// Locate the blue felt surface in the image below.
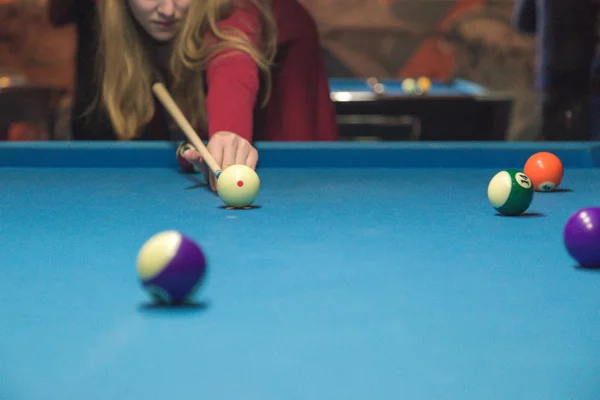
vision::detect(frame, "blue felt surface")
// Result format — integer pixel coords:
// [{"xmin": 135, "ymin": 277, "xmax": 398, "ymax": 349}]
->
[
  {"xmin": 1, "ymin": 164, "xmax": 600, "ymax": 399},
  {"xmin": 1, "ymin": 143, "xmax": 600, "ymax": 399},
  {"xmin": 328, "ymin": 78, "xmax": 488, "ymax": 95}
]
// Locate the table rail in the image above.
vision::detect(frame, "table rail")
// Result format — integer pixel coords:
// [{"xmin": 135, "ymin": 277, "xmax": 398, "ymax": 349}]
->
[{"xmin": 0, "ymin": 142, "xmax": 599, "ymax": 169}]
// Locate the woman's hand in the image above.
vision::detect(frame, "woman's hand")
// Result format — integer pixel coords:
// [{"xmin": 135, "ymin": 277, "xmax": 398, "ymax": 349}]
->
[{"xmin": 182, "ymin": 131, "xmax": 258, "ymax": 191}]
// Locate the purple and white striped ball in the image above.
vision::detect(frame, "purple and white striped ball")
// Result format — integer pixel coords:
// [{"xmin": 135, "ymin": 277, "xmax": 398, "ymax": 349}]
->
[{"xmin": 136, "ymin": 231, "xmax": 207, "ymax": 304}]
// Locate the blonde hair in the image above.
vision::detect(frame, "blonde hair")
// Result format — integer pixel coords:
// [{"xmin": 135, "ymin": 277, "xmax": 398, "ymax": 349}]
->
[{"xmin": 95, "ymin": 0, "xmax": 277, "ymax": 140}]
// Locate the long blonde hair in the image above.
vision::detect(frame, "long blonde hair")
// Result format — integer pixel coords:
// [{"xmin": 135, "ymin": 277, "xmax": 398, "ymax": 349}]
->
[{"xmin": 95, "ymin": 0, "xmax": 277, "ymax": 140}]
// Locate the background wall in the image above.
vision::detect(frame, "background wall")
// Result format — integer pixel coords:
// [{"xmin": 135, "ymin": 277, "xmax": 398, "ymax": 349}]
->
[{"xmin": 0, "ymin": 0, "xmax": 539, "ymax": 140}]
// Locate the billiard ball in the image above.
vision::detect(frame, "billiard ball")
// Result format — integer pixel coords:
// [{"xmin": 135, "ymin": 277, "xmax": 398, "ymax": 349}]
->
[
  {"xmin": 366, "ymin": 77, "xmax": 385, "ymax": 94},
  {"xmin": 176, "ymin": 141, "xmax": 197, "ymax": 173},
  {"xmin": 563, "ymin": 207, "xmax": 600, "ymax": 268},
  {"xmin": 523, "ymin": 151, "xmax": 564, "ymax": 192},
  {"xmin": 216, "ymin": 164, "xmax": 260, "ymax": 208},
  {"xmin": 401, "ymin": 78, "xmax": 416, "ymax": 94},
  {"xmin": 417, "ymin": 76, "xmax": 432, "ymax": 94},
  {"xmin": 136, "ymin": 230, "xmax": 207, "ymax": 304},
  {"xmin": 487, "ymin": 169, "xmax": 534, "ymax": 216}
]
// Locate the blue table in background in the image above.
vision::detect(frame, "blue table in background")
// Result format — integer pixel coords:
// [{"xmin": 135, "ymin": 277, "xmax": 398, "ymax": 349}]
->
[
  {"xmin": 328, "ymin": 77, "xmax": 513, "ymax": 141},
  {"xmin": 328, "ymin": 77, "xmax": 488, "ymax": 98},
  {"xmin": 1, "ymin": 141, "xmax": 600, "ymax": 400}
]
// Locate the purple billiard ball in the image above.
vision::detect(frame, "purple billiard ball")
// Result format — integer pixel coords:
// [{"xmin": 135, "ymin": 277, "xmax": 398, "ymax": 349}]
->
[
  {"xmin": 564, "ymin": 207, "xmax": 600, "ymax": 268},
  {"xmin": 136, "ymin": 231, "xmax": 207, "ymax": 304}
]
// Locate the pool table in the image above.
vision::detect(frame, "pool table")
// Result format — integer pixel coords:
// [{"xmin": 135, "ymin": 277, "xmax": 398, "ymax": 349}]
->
[
  {"xmin": 329, "ymin": 78, "xmax": 513, "ymax": 141},
  {"xmin": 1, "ymin": 141, "xmax": 600, "ymax": 400}
]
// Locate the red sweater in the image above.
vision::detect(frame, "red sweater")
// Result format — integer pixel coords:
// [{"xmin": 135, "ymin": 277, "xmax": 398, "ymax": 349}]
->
[{"xmin": 204, "ymin": 0, "xmax": 339, "ymax": 142}]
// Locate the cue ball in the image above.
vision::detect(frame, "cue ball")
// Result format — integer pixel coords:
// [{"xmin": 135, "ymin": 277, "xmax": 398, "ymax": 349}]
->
[
  {"xmin": 523, "ymin": 151, "xmax": 564, "ymax": 192},
  {"xmin": 563, "ymin": 207, "xmax": 600, "ymax": 268},
  {"xmin": 216, "ymin": 164, "xmax": 260, "ymax": 208},
  {"xmin": 487, "ymin": 169, "xmax": 534, "ymax": 216},
  {"xmin": 136, "ymin": 230, "xmax": 207, "ymax": 304}
]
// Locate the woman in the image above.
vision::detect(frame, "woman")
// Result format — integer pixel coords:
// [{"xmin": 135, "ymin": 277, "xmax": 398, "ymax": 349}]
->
[
  {"xmin": 512, "ymin": 0, "xmax": 597, "ymax": 141},
  {"xmin": 95, "ymin": 0, "xmax": 338, "ymax": 188}
]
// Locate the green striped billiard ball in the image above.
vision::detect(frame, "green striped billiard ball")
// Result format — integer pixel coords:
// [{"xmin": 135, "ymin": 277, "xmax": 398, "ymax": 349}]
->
[{"xmin": 487, "ymin": 169, "xmax": 534, "ymax": 216}]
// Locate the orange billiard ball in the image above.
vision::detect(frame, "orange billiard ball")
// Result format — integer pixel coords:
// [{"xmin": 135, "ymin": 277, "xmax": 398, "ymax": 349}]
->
[{"xmin": 523, "ymin": 151, "xmax": 564, "ymax": 192}]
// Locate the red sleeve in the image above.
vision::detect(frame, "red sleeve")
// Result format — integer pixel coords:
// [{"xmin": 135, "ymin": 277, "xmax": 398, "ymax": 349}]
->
[{"xmin": 205, "ymin": 5, "xmax": 262, "ymax": 142}]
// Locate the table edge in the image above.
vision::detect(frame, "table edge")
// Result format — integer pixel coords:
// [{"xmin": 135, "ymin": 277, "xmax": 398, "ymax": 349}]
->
[{"xmin": 1, "ymin": 141, "xmax": 598, "ymax": 169}]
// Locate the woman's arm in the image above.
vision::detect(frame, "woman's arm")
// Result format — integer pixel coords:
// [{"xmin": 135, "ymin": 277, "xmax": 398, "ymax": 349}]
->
[
  {"xmin": 183, "ymin": 3, "xmax": 265, "ymax": 188},
  {"xmin": 205, "ymin": 52, "xmax": 259, "ymax": 143},
  {"xmin": 205, "ymin": 3, "xmax": 264, "ymax": 142}
]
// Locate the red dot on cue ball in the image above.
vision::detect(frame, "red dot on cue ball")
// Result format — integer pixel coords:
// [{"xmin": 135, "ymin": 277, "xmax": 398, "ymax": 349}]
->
[{"xmin": 237, "ymin": 180, "xmax": 244, "ymax": 187}]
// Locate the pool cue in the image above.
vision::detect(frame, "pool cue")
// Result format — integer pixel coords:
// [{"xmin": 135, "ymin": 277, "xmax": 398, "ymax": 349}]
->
[{"xmin": 151, "ymin": 82, "xmax": 222, "ymax": 178}]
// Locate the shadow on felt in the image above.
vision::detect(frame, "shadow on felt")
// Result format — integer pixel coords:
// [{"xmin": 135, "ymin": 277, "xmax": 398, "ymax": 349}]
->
[
  {"xmin": 218, "ymin": 205, "xmax": 262, "ymax": 211},
  {"xmin": 541, "ymin": 188, "xmax": 573, "ymax": 193},
  {"xmin": 573, "ymin": 264, "xmax": 600, "ymax": 273},
  {"xmin": 138, "ymin": 300, "xmax": 211, "ymax": 314},
  {"xmin": 176, "ymin": 172, "xmax": 207, "ymax": 190},
  {"xmin": 185, "ymin": 181, "xmax": 207, "ymax": 190},
  {"xmin": 495, "ymin": 212, "xmax": 545, "ymax": 218}
]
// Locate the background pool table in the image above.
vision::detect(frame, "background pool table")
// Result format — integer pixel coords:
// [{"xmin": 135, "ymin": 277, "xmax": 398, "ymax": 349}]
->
[
  {"xmin": 1, "ymin": 141, "xmax": 600, "ymax": 400},
  {"xmin": 329, "ymin": 78, "xmax": 513, "ymax": 142}
]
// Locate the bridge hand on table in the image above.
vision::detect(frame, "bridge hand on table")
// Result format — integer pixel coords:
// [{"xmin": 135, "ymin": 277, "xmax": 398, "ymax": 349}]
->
[{"xmin": 182, "ymin": 131, "xmax": 258, "ymax": 191}]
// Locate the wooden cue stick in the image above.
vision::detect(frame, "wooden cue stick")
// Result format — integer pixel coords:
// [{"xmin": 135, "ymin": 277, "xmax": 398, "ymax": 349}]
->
[{"xmin": 151, "ymin": 82, "xmax": 222, "ymax": 178}]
